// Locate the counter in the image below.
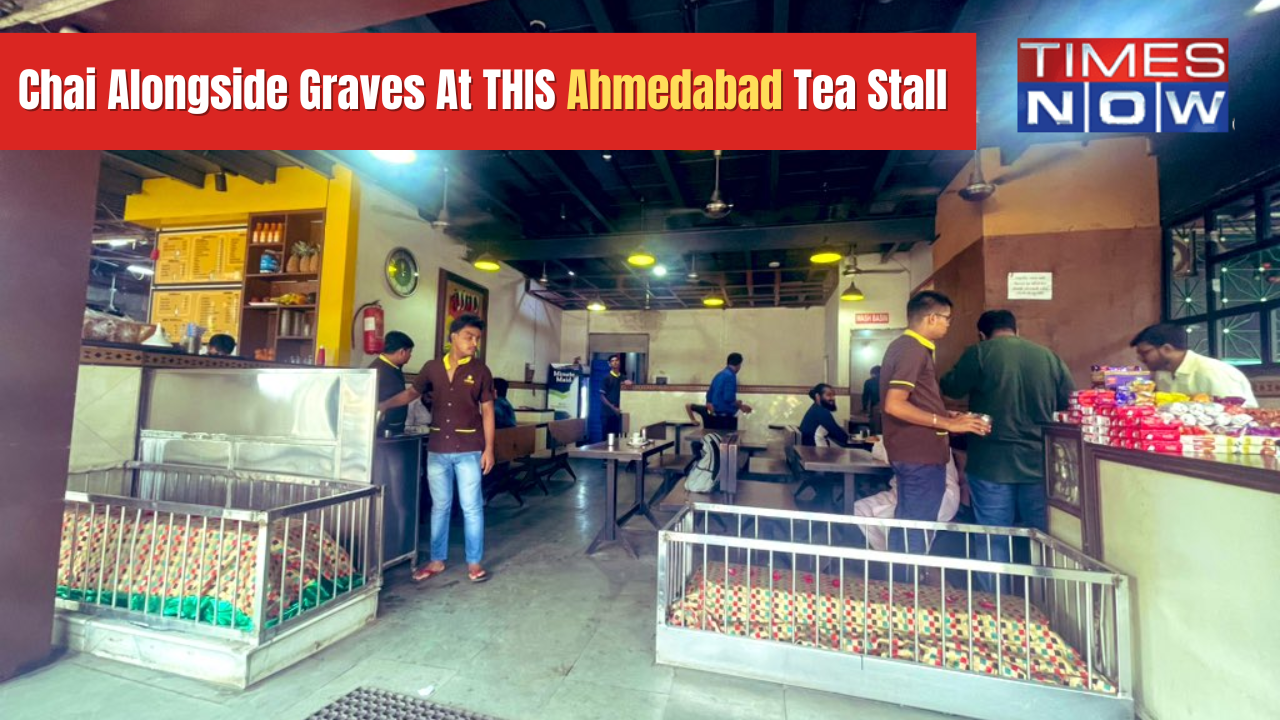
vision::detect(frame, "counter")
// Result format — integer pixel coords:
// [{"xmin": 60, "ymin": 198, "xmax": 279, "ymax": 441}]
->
[{"xmin": 1043, "ymin": 424, "xmax": 1280, "ymax": 720}]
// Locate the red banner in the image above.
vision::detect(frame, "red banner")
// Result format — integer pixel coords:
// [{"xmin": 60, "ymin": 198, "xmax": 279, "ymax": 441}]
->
[{"xmin": 2, "ymin": 33, "xmax": 976, "ymax": 150}]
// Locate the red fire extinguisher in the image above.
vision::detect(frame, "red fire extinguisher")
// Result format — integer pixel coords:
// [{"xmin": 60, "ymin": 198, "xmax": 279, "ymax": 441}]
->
[{"xmin": 354, "ymin": 301, "xmax": 385, "ymax": 355}]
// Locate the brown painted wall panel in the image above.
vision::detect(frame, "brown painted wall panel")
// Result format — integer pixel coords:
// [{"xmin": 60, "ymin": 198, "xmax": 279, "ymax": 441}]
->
[
  {"xmin": 983, "ymin": 228, "xmax": 1161, "ymax": 388},
  {"xmin": 927, "ymin": 239, "xmax": 987, "ymax": 377},
  {"xmin": 0, "ymin": 151, "xmax": 100, "ymax": 681}
]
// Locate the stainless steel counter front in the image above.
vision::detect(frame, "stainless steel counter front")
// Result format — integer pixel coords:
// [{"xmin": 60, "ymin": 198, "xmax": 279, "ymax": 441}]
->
[{"xmin": 374, "ymin": 434, "xmax": 423, "ymax": 569}]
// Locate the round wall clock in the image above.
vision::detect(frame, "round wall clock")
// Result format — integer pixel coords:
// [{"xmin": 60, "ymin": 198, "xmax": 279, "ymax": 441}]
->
[{"xmin": 385, "ymin": 247, "xmax": 419, "ymax": 297}]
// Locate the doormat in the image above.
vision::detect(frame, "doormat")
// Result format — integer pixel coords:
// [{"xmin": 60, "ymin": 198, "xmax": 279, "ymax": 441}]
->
[{"xmin": 307, "ymin": 687, "xmax": 506, "ymax": 720}]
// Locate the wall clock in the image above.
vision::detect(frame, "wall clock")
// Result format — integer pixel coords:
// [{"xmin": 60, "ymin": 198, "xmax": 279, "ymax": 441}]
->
[{"xmin": 385, "ymin": 247, "xmax": 419, "ymax": 297}]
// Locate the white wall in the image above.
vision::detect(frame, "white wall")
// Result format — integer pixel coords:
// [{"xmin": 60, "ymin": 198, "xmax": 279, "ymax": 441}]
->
[
  {"xmin": 827, "ymin": 245, "xmax": 934, "ymax": 390},
  {"xmin": 353, "ymin": 183, "xmax": 561, "ymax": 391},
  {"xmin": 560, "ymin": 307, "xmax": 826, "ymax": 386}
]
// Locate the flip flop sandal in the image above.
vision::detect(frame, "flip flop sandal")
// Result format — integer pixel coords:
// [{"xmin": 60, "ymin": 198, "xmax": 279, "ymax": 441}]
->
[
  {"xmin": 468, "ymin": 569, "xmax": 490, "ymax": 583},
  {"xmin": 412, "ymin": 565, "xmax": 446, "ymax": 582}
]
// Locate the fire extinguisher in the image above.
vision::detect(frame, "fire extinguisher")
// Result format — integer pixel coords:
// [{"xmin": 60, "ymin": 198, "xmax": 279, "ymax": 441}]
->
[{"xmin": 353, "ymin": 301, "xmax": 385, "ymax": 355}]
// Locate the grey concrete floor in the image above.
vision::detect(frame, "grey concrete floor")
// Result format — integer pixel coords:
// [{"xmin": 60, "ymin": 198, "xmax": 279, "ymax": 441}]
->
[{"xmin": 0, "ymin": 460, "xmax": 952, "ymax": 720}]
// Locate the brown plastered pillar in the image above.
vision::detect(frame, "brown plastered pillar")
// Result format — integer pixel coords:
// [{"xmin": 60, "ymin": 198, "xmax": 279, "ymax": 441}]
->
[{"xmin": 0, "ymin": 151, "xmax": 101, "ymax": 681}]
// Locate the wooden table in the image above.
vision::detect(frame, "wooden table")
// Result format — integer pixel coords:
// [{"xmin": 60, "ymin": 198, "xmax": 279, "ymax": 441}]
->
[
  {"xmin": 685, "ymin": 427, "xmax": 772, "ymax": 453},
  {"xmin": 668, "ymin": 421, "xmax": 697, "ymax": 454},
  {"xmin": 569, "ymin": 438, "xmax": 674, "ymax": 557},
  {"xmin": 793, "ymin": 445, "xmax": 892, "ymax": 514}
]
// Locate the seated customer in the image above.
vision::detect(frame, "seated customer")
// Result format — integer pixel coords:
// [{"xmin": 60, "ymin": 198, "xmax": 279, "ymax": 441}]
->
[
  {"xmin": 207, "ymin": 334, "xmax": 237, "ymax": 357},
  {"xmin": 799, "ymin": 383, "xmax": 853, "ymax": 447},
  {"xmin": 493, "ymin": 378, "xmax": 518, "ymax": 429},
  {"xmin": 854, "ymin": 439, "xmax": 961, "ymax": 552}
]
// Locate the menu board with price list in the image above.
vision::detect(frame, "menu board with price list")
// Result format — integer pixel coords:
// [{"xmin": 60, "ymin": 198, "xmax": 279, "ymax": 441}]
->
[
  {"xmin": 155, "ymin": 229, "xmax": 247, "ymax": 284},
  {"xmin": 151, "ymin": 289, "xmax": 241, "ymax": 343}
]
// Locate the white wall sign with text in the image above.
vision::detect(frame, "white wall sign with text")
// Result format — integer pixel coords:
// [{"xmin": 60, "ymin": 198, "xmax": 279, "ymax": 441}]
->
[
  {"xmin": 1007, "ymin": 272, "xmax": 1053, "ymax": 300},
  {"xmin": 854, "ymin": 312, "xmax": 891, "ymax": 324}
]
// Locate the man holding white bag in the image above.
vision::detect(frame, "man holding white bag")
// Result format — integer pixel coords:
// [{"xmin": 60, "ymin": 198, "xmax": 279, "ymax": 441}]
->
[{"xmin": 854, "ymin": 440, "xmax": 962, "ymax": 552}]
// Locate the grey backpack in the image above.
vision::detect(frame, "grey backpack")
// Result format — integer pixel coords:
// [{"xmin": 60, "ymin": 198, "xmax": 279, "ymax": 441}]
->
[{"xmin": 684, "ymin": 433, "xmax": 722, "ymax": 493}]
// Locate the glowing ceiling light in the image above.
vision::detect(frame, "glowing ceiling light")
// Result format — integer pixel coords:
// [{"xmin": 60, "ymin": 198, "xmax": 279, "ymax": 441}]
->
[
  {"xmin": 370, "ymin": 150, "xmax": 417, "ymax": 164},
  {"xmin": 702, "ymin": 295, "xmax": 725, "ymax": 307},
  {"xmin": 627, "ymin": 249, "xmax": 656, "ymax": 267},
  {"xmin": 587, "ymin": 298, "xmax": 607, "ymax": 312},
  {"xmin": 840, "ymin": 281, "xmax": 865, "ymax": 302},
  {"xmin": 473, "ymin": 252, "xmax": 501, "ymax": 272},
  {"xmin": 1254, "ymin": 0, "xmax": 1280, "ymax": 13},
  {"xmin": 652, "ymin": 264, "xmax": 667, "ymax": 277},
  {"xmin": 810, "ymin": 248, "xmax": 843, "ymax": 264},
  {"xmin": 126, "ymin": 264, "xmax": 154, "ymax": 276}
]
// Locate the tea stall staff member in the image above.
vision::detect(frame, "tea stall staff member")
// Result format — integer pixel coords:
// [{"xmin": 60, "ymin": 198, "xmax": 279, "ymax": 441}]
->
[
  {"xmin": 379, "ymin": 315, "xmax": 495, "ymax": 584},
  {"xmin": 371, "ymin": 331, "xmax": 415, "ymax": 435},
  {"xmin": 1130, "ymin": 323, "xmax": 1257, "ymax": 406},
  {"xmin": 600, "ymin": 354, "xmax": 624, "ymax": 437},
  {"xmin": 705, "ymin": 352, "xmax": 752, "ymax": 431}
]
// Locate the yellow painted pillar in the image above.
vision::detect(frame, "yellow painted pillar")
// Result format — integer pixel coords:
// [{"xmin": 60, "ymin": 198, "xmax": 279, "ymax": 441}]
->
[{"xmin": 317, "ymin": 166, "xmax": 360, "ymax": 365}]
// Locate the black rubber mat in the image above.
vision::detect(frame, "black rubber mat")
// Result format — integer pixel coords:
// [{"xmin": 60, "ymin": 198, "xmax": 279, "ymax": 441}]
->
[{"xmin": 306, "ymin": 687, "xmax": 505, "ymax": 720}]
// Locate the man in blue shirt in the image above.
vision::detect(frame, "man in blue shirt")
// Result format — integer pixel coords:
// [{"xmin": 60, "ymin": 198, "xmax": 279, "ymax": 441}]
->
[{"xmin": 705, "ymin": 352, "xmax": 752, "ymax": 430}]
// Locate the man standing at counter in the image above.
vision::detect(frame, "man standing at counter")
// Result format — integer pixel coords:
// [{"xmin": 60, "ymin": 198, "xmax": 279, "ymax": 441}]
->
[
  {"xmin": 940, "ymin": 310, "xmax": 1073, "ymax": 591},
  {"xmin": 600, "ymin": 355, "xmax": 624, "ymax": 438},
  {"xmin": 1130, "ymin": 324, "xmax": 1258, "ymax": 406},
  {"xmin": 881, "ymin": 292, "xmax": 988, "ymax": 564},
  {"xmin": 371, "ymin": 331, "xmax": 414, "ymax": 436},
  {"xmin": 705, "ymin": 352, "xmax": 752, "ymax": 431},
  {"xmin": 379, "ymin": 314, "xmax": 495, "ymax": 584}
]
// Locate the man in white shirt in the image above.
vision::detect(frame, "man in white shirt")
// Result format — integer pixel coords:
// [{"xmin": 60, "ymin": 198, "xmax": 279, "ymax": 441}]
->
[{"xmin": 1130, "ymin": 324, "xmax": 1257, "ymax": 406}]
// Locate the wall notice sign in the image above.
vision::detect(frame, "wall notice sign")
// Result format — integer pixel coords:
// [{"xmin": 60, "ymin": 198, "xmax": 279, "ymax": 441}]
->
[
  {"xmin": 855, "ymin": 313, "xmax": 890, "ymax": 324},
  {"xmin": 1007, "ymin": 272, "xmax": 1053, "ymax": 300}
]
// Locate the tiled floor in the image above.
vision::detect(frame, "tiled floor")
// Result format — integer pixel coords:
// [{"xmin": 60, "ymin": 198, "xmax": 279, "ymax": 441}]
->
[{"xmin": 0, "ymin": 461, "xmax": 953, "ymax": 720}]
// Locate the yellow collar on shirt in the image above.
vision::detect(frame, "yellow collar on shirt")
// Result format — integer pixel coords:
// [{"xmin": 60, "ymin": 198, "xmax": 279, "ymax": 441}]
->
[
  {"xmin": 378, "ymin": 354, "xmax": 399, "ymax": 368},
  {"xmin": 610, "ymin": 371, "xmax": 621, "ymax": 378},
  {"xmin": 904, "ymin": 329, "xmax": 936, "ymax": 351},
  {"xmin": 444, "ymin": 354, "xmax": 472, "ymax": 371}
]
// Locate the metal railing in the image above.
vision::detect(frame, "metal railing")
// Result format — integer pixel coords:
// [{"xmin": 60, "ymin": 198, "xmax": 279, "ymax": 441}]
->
[
  {"xmin": 58, "ymin": 463, "xmax": 383, "ymax": 644},
  {"xmin": 658, "ymin": 503, "xmax": 1131, "ymax": 699}
]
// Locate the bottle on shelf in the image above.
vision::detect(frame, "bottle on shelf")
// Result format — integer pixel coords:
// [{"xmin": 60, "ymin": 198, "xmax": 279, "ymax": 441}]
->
[{"xmin": 316, "ymin": 345, "xmax": 326, "ymax": 367}]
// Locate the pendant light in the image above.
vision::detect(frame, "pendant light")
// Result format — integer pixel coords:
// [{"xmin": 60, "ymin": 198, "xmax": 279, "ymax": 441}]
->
[
  {"xmin": 840, "ymin": 280, "xmax": 866, "ymax": 302},
  {"xmin": 539, "ymin": 262, "xmax": 549, "ymax": 284},
  {"xmin": 628, "ymin": 197, "xmax": 657, "ymax": 267},
  {"xmin": 473, "ymin": 252, "xmax": 501, "ymax": 272},
  {"xmin": 810, "ymin": 246, "xmax": 843, "ymax": 265},
  {"xmin": 702, "ymin": 292, "xmax": 725, "ymax": 307},
  {"xmin": 587, "ymin": 297, "xmax": 607, "ymax": 312}
]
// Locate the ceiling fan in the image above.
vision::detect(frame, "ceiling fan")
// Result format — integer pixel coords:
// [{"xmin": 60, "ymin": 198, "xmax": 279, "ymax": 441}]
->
[
  {"xmin": 956, "ymin": 145, "xmax": 1082, "ymax": 202},
  {"xmin": 667, "ymin": 150, "xmax": 734, "ymax": 220},
  {"xmin": 845, "ymin": 255, "xmax": 907, "ymax": 275}
]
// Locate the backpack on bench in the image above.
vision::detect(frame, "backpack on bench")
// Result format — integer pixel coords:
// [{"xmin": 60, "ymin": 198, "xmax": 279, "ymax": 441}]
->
[{"xmin": 684, "ymin": 433, "xmax": 722, "ymax": 493}]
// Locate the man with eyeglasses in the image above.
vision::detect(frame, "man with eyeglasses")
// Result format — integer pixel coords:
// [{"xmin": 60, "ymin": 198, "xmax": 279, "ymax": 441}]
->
[{"xmin": 879, "ymin": 291, "xmax": 989, "ymax": 566}]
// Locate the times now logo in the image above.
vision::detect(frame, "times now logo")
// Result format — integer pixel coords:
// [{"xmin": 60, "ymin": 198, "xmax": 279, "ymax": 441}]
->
[{"xmin": 1017, "ymin": 39, "xmax": 1229, "ymax": 133}]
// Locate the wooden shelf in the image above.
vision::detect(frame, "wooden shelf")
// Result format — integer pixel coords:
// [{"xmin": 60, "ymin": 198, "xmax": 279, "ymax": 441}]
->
[
  {"xmin": 277, "ymin": 336, "xmax": 316, "ymax": 341},
  {"xmin": 247, "ymin": 242, "xmax": 285, "ymax": 248},
  {"xmin": 246, "ymin": 272, "xmax": 319, "ymax": 279},
  {"xmin": 244, "ymin": 304, "xmax": 316, "ymax": 311}
]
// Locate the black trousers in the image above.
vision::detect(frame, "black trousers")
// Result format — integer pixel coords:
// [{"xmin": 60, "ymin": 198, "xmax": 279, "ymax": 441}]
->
[
  {"xmin": 603, "ymin": 413, "xmax": 623, "ymax": 436},
  {"xmin": 704, "ymin": 414, "xmax": 739, "ymax": 432}
]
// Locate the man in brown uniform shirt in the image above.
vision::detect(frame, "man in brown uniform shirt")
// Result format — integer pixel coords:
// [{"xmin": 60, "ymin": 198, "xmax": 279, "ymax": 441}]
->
[
  {"xmin": 880, "ymin": 291, "xmax": 988, "ymax": 562},
  {"xmin": 379, "ymin": 314, "xmax": 495, "ymax": 583}
]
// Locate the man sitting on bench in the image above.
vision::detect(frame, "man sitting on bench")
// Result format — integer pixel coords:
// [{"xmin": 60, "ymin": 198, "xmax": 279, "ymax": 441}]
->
[{"xmin": 799, "ymin": 383, "xmax": 854, "ymax": 447}]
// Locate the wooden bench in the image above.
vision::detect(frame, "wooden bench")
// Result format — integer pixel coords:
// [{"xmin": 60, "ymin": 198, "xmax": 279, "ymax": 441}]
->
[
  {"xmin": 518, "ymin": 418, "xmax": 584, "ymax": 489},
  {"xmin": 483, "ymin": 424, "xmax": 538, "ymax": 506},
  {"xmin": 746, "ymin": 426, "xmax": 796, "ymax": 478}
]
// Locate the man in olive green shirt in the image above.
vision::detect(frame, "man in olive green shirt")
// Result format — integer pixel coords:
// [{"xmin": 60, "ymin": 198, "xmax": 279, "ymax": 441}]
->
[{"xmin": 940, "ymin": 310, "xmax": 1073, "ymax": 591}]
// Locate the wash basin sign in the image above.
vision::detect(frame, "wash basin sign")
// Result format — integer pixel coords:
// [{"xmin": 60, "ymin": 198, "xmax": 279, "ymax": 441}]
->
[{"xmin": 855, "ymin": 313, "xmax": 890, "ymax": 324}]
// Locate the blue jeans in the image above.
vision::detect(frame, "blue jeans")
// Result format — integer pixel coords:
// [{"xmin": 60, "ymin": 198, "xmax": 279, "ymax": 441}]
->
[
  {"xmin": 427, "ymin": 451, "xmax": 484, "ymax": 566},
  {"xmin": 887, "ymin": 462, "xmax": 946, "ymax": 581},
  {"xmin": 967, "ymin": 475, "xmax": 1047, "ymax": 594}
]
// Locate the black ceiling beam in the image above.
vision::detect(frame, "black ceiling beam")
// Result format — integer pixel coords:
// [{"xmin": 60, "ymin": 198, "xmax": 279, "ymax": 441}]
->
[
  {"xmin": 97, "ymin": 166, "xmax": 142, "ymax": 197},
  {"xmin": 773, "ymin": 0, "xmax": 789, "ymax": 32},
  {"xmin": 767, "ymin": 151, "xmax": 781, "ymax": 209},
  {"xmin": 485, "ymin": 216, "xmax": 932, "ymax": 262},
  {"xmin": 535, "ymin": 151, "xmax": 618, "ymax": 233},
  {"xmin": 108, "ymin": 151, "xmax": 206, "ymax": 189},
  {"xmin": 869, "ymin": 150, "xmax": 901, "ymax": 201},
  {"xmin": 652, "ymin": 151, "xmax": 687, "ymax": 208},
  {"xmin": 205, "ymin": 151, "xmax": 277, "ymax": 184},
  {"xmin": 582, "ymin": 0, "xmax": 622, "ymax": 32},
  {"xmin": 274, "ymin": 150, "xmax": 335, "ymax": 178}
]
